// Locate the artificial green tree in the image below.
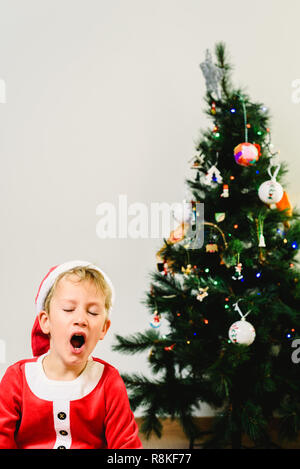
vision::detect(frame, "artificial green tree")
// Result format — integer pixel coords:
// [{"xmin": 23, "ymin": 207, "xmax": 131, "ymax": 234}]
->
[{"xmin": 113, "ymin": 42, "xmax": 300, "ymax": 449}]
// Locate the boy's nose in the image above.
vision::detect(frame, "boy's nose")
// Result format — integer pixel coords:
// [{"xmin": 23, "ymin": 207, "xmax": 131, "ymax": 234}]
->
[{"xmin": 73, "ymin": 310, "xmax": 88, "ymax": 326}]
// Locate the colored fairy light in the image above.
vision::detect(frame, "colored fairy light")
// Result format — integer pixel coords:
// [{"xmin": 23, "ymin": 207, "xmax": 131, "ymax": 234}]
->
[
  {"xmin": 230, "ymin": 108, "xmax": 236, "ymax": 113},
  {"xmin": 257, "ymin": 130, "xmax": 262, "ymax": 135},
  {"xmin": 286, "ymin": 333, "xmax": 291, "ymax": 339},
  {"xmin": 204, "ymin": 268, "xmax": 210, "ymax": 273},
  {"xmin": 224, "ymin": 305, "xmax": 229, "ymax": 309},
  {"xmin": 256, "ymin": 170, "xmax": 259, "ymax": 174},
  {"xmin": 292, "ymin": 242, "xmax": 298, "ymax": 249},
  {"xmin": 234, "ymin": 224, "xmax": 238, "ymax": 229},
  {"xmin": 204, "ymin": 319, "xmax": 209, "ymax": 324},
  {"xmin": 215, "ymin": 132, "xmax": 220, "ymax": 138},
  {"xmin": 283, "ymin": 238, "xmax": 288, "ymax": 244},
  {"xmin": 256, "ymin": 272, "xmax": 261, "ymax": 278}
]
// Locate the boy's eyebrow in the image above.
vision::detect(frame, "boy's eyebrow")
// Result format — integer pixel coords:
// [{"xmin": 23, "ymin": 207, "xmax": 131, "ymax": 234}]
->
[{"xmin": 60, "ymin": 298, "xmax": 102, "ymax": 306}]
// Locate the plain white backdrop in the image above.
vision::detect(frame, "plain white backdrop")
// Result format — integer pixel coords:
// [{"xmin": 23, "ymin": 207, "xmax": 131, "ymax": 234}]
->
[{"xmin": 0, "ymin": 0, "xmax": 299, "ymax": 416}]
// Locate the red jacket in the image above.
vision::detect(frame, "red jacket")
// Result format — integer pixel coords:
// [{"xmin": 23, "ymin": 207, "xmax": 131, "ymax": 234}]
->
[{"xmin": 0, "ymin": 354, "xmax": 142, "ymax": 449}]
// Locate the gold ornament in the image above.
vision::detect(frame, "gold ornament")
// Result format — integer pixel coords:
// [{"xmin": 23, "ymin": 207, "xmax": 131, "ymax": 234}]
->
[
  {"xmin": 206, "ymin": 243, "xmax": 218, "ymax": 253},
  {"xmin": 181, "ymin": 264, "xmax": 193, "ymax": 275},
  {"xmin": 196, "ymin": 286, "xmax": 209, "ymax": 302}
]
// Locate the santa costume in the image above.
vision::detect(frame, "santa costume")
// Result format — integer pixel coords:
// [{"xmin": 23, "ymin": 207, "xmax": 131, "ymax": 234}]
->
[{"xmin": 0, "ymin": 260, "xmax": 142, "ymax": 449}]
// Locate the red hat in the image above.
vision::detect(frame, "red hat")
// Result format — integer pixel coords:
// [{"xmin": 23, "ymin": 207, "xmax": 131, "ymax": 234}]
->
[{"xmin": 31, "ymin": 260, "xmax": 115, "ymax": 357}]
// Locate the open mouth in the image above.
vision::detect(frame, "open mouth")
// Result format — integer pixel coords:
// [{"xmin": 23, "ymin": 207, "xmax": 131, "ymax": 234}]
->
[{"xmin": 70, "ymin": 334, "xmax": 85, "ymax": 350}]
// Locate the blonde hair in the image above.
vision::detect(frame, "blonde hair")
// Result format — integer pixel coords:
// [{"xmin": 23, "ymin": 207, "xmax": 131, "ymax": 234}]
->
[{"xmin": 44, "ymin": 266, "xmax": 112, "ymax": 317}]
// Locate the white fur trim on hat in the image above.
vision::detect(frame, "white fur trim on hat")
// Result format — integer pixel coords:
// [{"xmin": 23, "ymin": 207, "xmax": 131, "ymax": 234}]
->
[{"xmin": 35, "ymin": 260, "xmax": 115, "ymax": 316}]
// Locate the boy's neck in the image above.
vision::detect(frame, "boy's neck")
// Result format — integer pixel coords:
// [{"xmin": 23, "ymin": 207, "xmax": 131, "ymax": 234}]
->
[{"xmin": 42, "ymin": 351, "xmax": 88, "ymax": 381}]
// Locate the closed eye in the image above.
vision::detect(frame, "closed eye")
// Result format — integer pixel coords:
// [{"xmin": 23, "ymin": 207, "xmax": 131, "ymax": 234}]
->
[{"xmin": 63, "ymin": 309, "xmax": 98, "ymax": 316}]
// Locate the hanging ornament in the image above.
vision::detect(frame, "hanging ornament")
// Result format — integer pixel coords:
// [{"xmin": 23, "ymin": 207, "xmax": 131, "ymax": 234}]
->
[
  {"xmin": 234, "ymin": 142, "xmax": 261, "ymax": 167},
  {"xmin": 276, "ymin": 191, "xmax": 292, "ymax": 217},
  {"xmin": 229, "ymin": 320, "xmax": 256, "ymax": 345},
  {"xmin": 204, "ymin": 222, "xmax": 228, "ymax": 255},
  {"xmin": 163, "ymin": 260, "xmax": 169, "ymax": 276},
  {"xmin": 191, "ymin": 159, "xmax": 202, "ymax": 169},
  {"xmin": 220, "ymin": 184, "xmax": 229, "ymax": 198},
  {"xmin": 233, "ymin": 94, "xmax": 261, "ymax": 167},
  {"xmin": 196, "ymin": 286, "xmax": 209, "ymax": 302},
  {"xmin": 189, "ymin": 152, "xmax": 205, "ymax": 170},
  {"xmin": 258, "ymin": 164, "xmax": 283, "ymax": 205},
  {"xmin": 215, "ymin": 212, "xmax": 226, "ymax": 223},
  {"xmin": 181, "ymin": 264, "xmax": 193, "ymax": 276},
  {"xmin": 232, "ymin": 262, "xmax": 243, "ymax": 280},
  {"xmin": 232, "ymin": 253, "xmax": 243, "ymax": 280},
  {"xmin": 199, "ymin": 49, "xmax": 224, "ymax": 100},
  {"xmin": 276, "ymin": 190, "xmax": 292, "ymax": 230},
  {"xmin": 203, "ymin": 152, "xmax": 223, "ymax": 186},
  {"xmin": 203, "ymin": 164, "xmax": 223, "ymax": 185},
  {"xmin": 150, "ymin": 311, "xmax": 161, "ymax": 328},
  {"xmin": 257, "ymin": 212, "xmax": 266, "ymax": 248},
  {"xmin": 228, "ymin": 301, "xmax": 256, "ymax": 346},
  {"xmin": 156, "ymin": 255, "xmax": 171, "ymax": 275},
  {"xmin": 206, "ymin": 243, "xmax": 218, "ymax": 253},
  {"xmin": 164, "ymin": 343, "xmax": 176, "ymax": 352},
  {"xmin": 168, "ymin": 222, "xmax": 189, "ymax": 244}
]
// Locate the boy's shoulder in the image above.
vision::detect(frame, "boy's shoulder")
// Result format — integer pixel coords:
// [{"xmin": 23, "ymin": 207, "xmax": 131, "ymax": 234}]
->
[
  {"xmin": 91, "ymin": 356, "xmax": 123, "ymax": 382},
  {"xmin": 0, "ymin": 357, "xmax": 37, "ymax": 385},
  {"xmin": 4, "ymin": 357, "xmax": 37, "ymax": 373},
  {"xmin": 6, "ymin": 356, "xmax": 36, "ymax": 368},
  {"xmin": 91, "ymin": 356, "xmax": 118, "ymax": 373},
  {"xmin": 91, "ymin": 357, "xmax": 129, "ymax": 396}
]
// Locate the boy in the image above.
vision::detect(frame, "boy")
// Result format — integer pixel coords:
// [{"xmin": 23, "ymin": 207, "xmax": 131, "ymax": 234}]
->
[{"xmin": 0, "ymin": 260, "xmax": 142, "ymax": 449}]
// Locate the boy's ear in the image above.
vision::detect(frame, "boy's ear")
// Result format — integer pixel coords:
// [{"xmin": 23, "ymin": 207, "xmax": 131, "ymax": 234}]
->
[
  {"xmin": 38, "ymin": 310, "xmax": 50, "ymax": 335},
  {"xmin": 99, "ymin": 319, "xmax": 111, "ymax": 341}
]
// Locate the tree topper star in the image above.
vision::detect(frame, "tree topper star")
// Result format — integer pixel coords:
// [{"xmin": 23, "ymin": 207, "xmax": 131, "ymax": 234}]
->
[{"xmin": 199, "ymin": 49, "xmax": 224, "ymax": 100}]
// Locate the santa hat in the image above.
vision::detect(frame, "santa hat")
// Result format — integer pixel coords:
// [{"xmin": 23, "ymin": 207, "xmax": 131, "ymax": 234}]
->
[{"xmin": 31, "ymin": 260, "xmax": 115, "ymax": 357}]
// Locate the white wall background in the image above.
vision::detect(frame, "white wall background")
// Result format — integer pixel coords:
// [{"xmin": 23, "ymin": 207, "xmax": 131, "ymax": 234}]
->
[{"xmin": 0, "ymin": 0, "xmax": 299, "ymax": 416}]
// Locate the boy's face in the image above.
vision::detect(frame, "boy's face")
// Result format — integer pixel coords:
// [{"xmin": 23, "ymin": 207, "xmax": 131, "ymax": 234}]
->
[{"xmin": 38, "ymin": 274, "xmax": 111, "ymax": 367}]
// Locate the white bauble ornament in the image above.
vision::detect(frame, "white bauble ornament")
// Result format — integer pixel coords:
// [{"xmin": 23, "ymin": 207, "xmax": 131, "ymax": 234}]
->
[
  {"xmin": 228, "ymin": 319, "xmax": 256, "ymax": 345},
  {"xmin": 258, "ymin": 163, "xmax": 284, "ymax": 205},
  {"xmin": 258, "ymin": 180, "xmax": 283, "ymax": 204}
]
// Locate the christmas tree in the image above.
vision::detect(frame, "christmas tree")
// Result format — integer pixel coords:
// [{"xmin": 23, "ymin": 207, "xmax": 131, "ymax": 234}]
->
[{"xmin": 113, "ymin": 42, "xmax": 300, "ymax": 449}]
